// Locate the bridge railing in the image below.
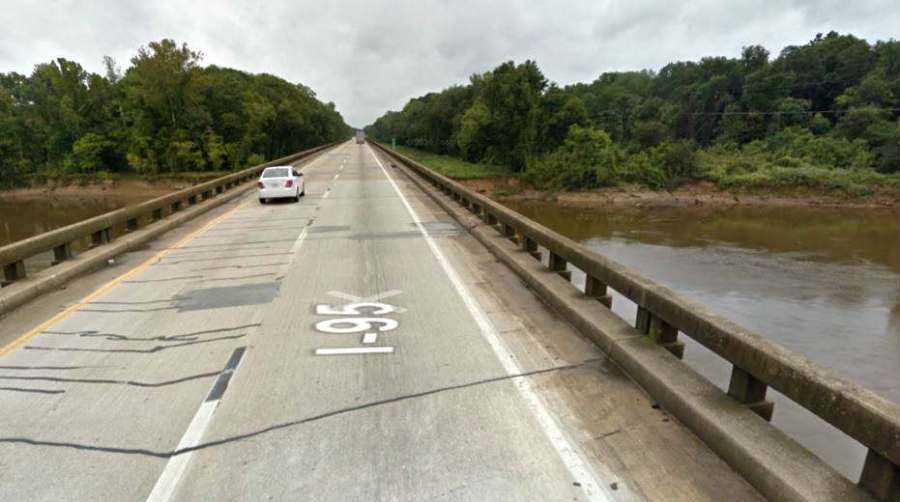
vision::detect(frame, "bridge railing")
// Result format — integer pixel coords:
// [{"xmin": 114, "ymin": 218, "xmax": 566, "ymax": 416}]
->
[
  {"xmin": 0, "ymin": 142, "xmax": 336, "ymax": 287},
  {"xmin": 371, "ymin": 140, "xmax": 900, "ymax": 499}
]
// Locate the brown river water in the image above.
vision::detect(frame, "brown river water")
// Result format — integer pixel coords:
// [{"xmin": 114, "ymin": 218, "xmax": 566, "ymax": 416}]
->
[
  {"xmin": 504, "ymin": 199, "xmax": 900, "ymax": 480},
  {"xmin": 0, "ymin": 192, "xmax": 167, "ymax": 247}
]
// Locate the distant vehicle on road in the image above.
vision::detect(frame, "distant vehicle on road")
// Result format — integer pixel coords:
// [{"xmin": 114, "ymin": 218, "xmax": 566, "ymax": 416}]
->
[
  {"xmin": 355, "ymin": 130, "xmax": 365, "ymax": 144},
  {"xmin": 257, "ymin": 166, "xmax": 304, "ymax": 203}
]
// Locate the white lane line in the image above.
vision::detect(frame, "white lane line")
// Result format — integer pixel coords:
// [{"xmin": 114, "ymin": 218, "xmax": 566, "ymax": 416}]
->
[
  {"xmin": 366, "ymin": 145, "xmax": 615, "ymax": 502},
  {"xmin": 146, "ymin": 401, "xmax": 218, "ymax": 502},
  {"xmin": 146, "ymin": 347, "xmax": 247, "ymax": 502},
  {"xmin": 362, "ymin": 332, "xmax": 378, "ymax": 344},
  {"xmin": 315, "ymin": 347, "xmax": 394, "ymax": 355},
  {"xmin": 323, "ymin": 190, "xmax": 331, "ymax": 199},
  {"xmin": 275, "ymin": 226, "xmax": 309, "ymax": 277},
  {"xmin": 334, "ymin": 173, "xmax": 341, "ymax": 180}
]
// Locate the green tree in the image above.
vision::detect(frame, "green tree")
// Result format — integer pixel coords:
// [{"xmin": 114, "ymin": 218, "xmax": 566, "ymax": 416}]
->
[{"xmin": 70, "ymin": 133, "xmax": 114, "ymax": 173}]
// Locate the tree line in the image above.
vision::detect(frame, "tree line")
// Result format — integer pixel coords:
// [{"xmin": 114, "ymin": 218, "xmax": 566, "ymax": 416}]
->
[
  {"xmin": 366, "ymin": 32, "xmax": 900, "ymax": 192},
  {"xmin": 0, "ymin": 39, "xmax": 352, "ymax": 187}
]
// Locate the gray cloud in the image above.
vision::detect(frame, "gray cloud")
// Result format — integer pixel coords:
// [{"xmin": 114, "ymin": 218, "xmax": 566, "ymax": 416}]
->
[{"xmin": 1, "ymin": 0, "xmax": 898, "ymax": 127}]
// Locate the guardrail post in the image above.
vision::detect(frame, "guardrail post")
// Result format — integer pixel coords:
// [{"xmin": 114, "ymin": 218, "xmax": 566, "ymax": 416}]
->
[
  {"xmin": 649, "ymin": 316, "xmax": 685, "ymax": 359},
  {"xmin": 91, "ymin": 228, "xmax": 111, "ymax": 247},
  {"xmin": 126, "ymin": 218, "xmax": 139, "ymax": 232},
  {"xmin": 51, "ymin": 242, "xmax": 73, "ymax": 265},
  {"xmin": 584, "ymin": 276, "xmax": 613, "ymax": 308},
  {"xmin": 727, "ymin": 366, "xmax": 774, "ymax": 421},
  {"xmin": 548, "ymin": 252, "xmax": 571, "ymax": 281},
  {"xmin": 520, "ymin": 235, "xmax": 541, "ymax": 260},
  {"xmin": 501, "ymin": 223, "xmax": 517, "ymax": 243},
  {"xmin": 2, "ymin": 260, "xmax": 26, "ymax": 286},
  {"xmin": 859, "ymin": 449, "xmax": 900, "ymax": 500},
  {"xmin": 635, "ymin": 306, "xmax": 651, "ymax": 333},
  {"xmin": 151, "ymin": 208, "xmax": 163, "ymax": 222}
]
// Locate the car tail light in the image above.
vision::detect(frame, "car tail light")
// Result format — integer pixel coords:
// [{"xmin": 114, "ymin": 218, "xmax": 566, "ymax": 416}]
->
[
  {"xmin": 285, "ymin": 179, "xmax": 294, "ymax": 188},
  {"xmin": 257, "ymin": 181, "xmax": 264, "ymax": 189}
]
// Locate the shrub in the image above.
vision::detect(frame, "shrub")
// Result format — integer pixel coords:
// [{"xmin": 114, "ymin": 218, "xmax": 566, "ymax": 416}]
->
[
  {"xmin": 524, "ymin": 125, "xmax": 619, "ymax": 189},
  {"xmin": 649, "ymin": 140, "xmax": 699, "ymax": 188},
  {"xmin": 620, "ymin": 152, "xmax": 668, "ymax": 189}
]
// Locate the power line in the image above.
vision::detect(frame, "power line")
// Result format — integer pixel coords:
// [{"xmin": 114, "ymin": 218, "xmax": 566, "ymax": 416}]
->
[
  {"xmin": 691, "ymin": 107, "xmax": 900, "ymax": 116},
  {"xmin": 587, "ymin": 106, "xmax": 900, "ymax": 118}
]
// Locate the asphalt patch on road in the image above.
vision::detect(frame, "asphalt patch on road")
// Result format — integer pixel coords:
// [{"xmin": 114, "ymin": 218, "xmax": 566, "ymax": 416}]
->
[{"xmin": 174, "ymin": 282, "xmax": 281, "ymax": 312}]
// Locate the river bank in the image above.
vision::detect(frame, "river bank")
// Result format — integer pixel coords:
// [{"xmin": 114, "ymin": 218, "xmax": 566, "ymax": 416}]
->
[
  {"xmin": 456, "ymin": 176, "xmax": 900, "ymax": 209},
  {"xmin": 391, "ymin": 145, "xmax": 900, "ymax": 209},
  {"xmin": 0, "ymin": 173, "xmax": 226, "ymax": 200}
]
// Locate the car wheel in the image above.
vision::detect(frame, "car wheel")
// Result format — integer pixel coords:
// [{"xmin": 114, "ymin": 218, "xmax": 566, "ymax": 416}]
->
[
  {"xmin": 300, "ymin": 186, "xmax": 305, "ymax": 196},
  {"xmin": 259, "ymin": 198, "xmax": 266, "ymax": 204}
]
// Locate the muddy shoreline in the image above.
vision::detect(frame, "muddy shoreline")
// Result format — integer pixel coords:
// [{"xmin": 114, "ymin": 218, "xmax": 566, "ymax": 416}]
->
[
  {"xmin": 0, "ymin": 178, "xmax": 189, "ymax": 200},
  {"xmin": 457, "ymin": 177, "xmax": 900, "ymax": 210}
]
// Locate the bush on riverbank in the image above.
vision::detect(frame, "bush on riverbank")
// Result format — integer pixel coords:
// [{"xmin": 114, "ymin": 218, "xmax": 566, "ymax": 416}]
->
[{"xmin": 525, "ymin": 126, "xmax": 619, "ymax": 189}]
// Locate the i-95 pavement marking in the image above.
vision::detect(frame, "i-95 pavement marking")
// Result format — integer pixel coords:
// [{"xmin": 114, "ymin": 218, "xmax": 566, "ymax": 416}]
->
[{"xmin": 366, "ymin": 144, "xmax": 618, "ymax": 502}]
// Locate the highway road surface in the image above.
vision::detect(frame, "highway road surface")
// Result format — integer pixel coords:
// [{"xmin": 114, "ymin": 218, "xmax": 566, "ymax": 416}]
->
[{"xmin": 0, "ymin": 142, "xmax": 764, "ymax": 501}]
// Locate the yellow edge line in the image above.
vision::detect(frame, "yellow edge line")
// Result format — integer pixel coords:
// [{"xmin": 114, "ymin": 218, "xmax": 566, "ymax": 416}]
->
[{"xmin": 0, "ymin": 198, "xmax": 251, "ymax": 358}]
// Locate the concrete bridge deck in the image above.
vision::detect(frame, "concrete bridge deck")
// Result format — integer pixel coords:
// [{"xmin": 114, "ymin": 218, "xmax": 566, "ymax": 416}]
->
[{"xmin": 0, "ymin": 141, "xmax": 767, "ymax": 501}]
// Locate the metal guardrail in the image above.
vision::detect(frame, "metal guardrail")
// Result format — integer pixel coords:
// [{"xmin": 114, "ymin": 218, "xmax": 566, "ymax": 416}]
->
[
  {"xmin": 0, "ymin": 142, "xmax": 336, "ymax": 287},
  {"xmin": 371, "ymin": 140, "xmax": 900, "ymax": 500}
]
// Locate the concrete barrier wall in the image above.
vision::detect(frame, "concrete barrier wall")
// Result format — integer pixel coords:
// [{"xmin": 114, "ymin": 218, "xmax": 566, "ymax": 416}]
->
[{"xmin": 371, "ymin": 140, "xmax": 900, "ymax": 501}]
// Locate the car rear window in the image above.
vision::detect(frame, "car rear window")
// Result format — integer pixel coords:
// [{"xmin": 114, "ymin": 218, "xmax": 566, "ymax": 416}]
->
[{"xmin": 262, "ymin": 168, "xmax": 289, "ymax": 178}]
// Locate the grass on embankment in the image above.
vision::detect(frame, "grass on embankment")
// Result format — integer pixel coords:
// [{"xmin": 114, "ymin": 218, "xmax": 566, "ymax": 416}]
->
[
  {"xmin": 392, "ymin": 146, "xmax": 516, "ymax": 179},
  {"xmin": 698, "ymin": 150, "xmax": 900, "ymax": 198}
]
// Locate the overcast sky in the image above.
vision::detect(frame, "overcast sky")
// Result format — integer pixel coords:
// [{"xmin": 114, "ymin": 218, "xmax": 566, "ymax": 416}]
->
[{"xmin": 1, "ymin": 1, "xmax": 898, "ymax": 127}]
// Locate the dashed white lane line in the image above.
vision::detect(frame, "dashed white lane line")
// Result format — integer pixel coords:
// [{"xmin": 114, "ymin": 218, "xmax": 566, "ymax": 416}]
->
[
  {"xmin": 323, "ymin": 189, "xmax": 331, "ymax": 199},
  {"xmin": 315, "ymin": 347, "xmax": 394, "ymax": 355},
  {"xmin": 147, "ymin": 149, "xmax": 330, "ymax": 502},
  {"xmin": 146, "ymin": 401, "xmax": 217, "ymax": 502},
  {"xmin": 333, "ymin": 173, "xmax": 341, "ymax": 180},
  {"xmin": 145, "ymin": 347, "xmax": 247, "ymax": 502},
  {"xmin": 366, "ymin": 145, "xmax": 616, "ymax": 502},
  {"xmin": 275, "ymin": 226, "xmax": 310, "ymax": 277}
]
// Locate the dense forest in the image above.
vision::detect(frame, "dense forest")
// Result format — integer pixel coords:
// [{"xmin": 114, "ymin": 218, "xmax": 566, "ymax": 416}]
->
[
  {"xmin": 366, "ymin": 32, "xmax": 900, "ymax": 194},
  {"xmin": 0, "ymin": 39, "xmax": 351, "ymax": 187}
]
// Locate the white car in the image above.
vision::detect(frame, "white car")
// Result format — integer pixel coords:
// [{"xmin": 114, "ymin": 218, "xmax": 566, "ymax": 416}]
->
[{"xmin": 257, "ymin": 166, "xmax": 305, "ymax": 203}]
